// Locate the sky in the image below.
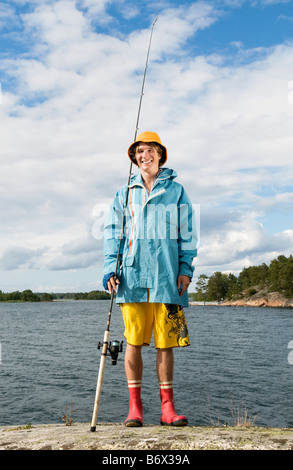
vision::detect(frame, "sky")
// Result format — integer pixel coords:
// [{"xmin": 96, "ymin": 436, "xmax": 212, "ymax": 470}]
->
[{"xmin": 0, "ymin": 0, "xmax": 293, "ymax": 294}]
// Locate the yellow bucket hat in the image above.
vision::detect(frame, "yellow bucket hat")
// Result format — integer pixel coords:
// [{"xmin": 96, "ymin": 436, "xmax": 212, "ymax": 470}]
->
[{"xmin": 128, "ymin": 131, "xmax": 168, "ymax": 166}]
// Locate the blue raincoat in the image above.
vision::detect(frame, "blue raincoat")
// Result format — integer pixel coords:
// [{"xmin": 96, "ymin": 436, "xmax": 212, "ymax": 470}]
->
[{"xmin": 103, "ymin": 168, "xmax": 198, "ymax": 307}]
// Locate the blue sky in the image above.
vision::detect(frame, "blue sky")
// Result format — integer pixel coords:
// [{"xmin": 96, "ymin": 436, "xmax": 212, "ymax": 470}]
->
[{"xmin": 0, "ymin": 0, "xmax": 293, "ymax": 293}]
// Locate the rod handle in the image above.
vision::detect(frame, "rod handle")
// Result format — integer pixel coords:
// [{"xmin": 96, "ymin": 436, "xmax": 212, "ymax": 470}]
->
[{"xmin": 90, "ymin": 330, "xmax": 110, "ymax": 431}]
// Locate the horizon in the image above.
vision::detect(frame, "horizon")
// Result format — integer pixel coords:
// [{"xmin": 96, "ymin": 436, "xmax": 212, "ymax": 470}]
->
[{"xmin": 1, "ymin": 251, "xmax": 292, "ymax": 295}]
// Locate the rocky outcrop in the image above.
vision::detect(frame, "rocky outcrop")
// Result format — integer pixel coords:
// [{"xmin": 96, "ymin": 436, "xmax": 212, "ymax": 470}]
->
[
  {"xmin": 1, "ymin": 422, "xmax": 293, "ymax": 451},
  {"xmin": 221, "ymin": 292, "xmax": 293, "ymax": 308}
]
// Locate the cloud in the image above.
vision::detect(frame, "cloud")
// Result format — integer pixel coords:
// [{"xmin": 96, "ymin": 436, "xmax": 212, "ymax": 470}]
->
[
  {"xmin": 278, "ymin": 13, "xmax": 293, "ymax": 22},
  {"xmin": 48, "ymin": 228, "xmax": 104, "ymax": 271},
  {"xmin": 196, "ymin": 211, "xmax": 293, "ymax": 276},
  {"xmin": 1, "ymin": 0, "xmax": 293, "ymax": 291},
  {"xmin": 220, "ymin": 0, "xmax": 291, "ymax": 5},
  {"xmin": 252, "ymin": 0, "xmax": 291, "ymax": 4},
  {"xmin": 0, "ymin": 247, "xmax": 46, "ymax": 270},
  {"xmin": 0, "ymin": 3, "xmax": 18, "ymax": 30},
  {"xmin": 77, "ymin": 0, "xmax": 114, "ymax": 23}
]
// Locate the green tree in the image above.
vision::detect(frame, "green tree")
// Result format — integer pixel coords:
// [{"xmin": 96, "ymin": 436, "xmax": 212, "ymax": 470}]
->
[
  {"xmin": 20, "ymin": 290, "xmax": 40, "ymax": 302},
  {"xmin": 194, "ymin": 274, "xmax": 209, "ymax": 301},
  {"xmin": 273, "ymin": 255, "xmax": 293, "ymax": 297},
  {"xmin": 282, "ymin": 256, "xmax": 293, "ymax": 297},
  {"xmin": 40, "ymin": 293, "xmax": 54, "ymax": 302},
  {"xmin": 269, "ymin": 255, "xmax": 287, "ymax": 292},
  {"xmin": 226, "ymin": 273, "xmax": 241, "ymax": 299},
  {"xmin": 9, "ymin": 291, "xmax": 22, "ymax": 301},
  {"xmin": 87, "ymin": 290, "xmax": 111, "ymax": 300},
  {"xmin": 207, "ymin": 272, "xmax": 229, "ymax": 301},
  {"xmin": 238, "ymin": 267, "xmax": 251, "ymax": 290}
]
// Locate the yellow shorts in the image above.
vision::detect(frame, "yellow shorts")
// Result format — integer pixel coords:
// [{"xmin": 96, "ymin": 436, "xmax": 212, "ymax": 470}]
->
[{"xmin": 120, "ymin": 302, "xmax": 190, "ymax": 349}]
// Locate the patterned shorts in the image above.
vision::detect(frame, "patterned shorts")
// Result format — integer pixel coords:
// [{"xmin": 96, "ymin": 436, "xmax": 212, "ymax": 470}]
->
[{"xmin": 120, "ymin": 302, "xmax": 190, "ymax": 349}]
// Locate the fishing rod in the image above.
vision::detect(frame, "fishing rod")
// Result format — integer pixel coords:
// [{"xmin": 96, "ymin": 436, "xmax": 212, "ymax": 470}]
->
[{"xmin": 90, "ymin": 17, "xmax": 158, "ymax": 432}]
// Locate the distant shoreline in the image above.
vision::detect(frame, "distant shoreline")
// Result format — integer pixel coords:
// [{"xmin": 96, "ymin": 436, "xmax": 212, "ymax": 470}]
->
[
  {"xmin": 0, "ymin": 289, "xmax": 110, "ymax": 303},
  {"xmin": 1, "ymin": 290, "xmax": 292, "ymax": 308}
]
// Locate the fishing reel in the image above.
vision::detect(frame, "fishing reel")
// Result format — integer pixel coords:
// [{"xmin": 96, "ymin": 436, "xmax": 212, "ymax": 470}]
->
[{"xmin": 97, "ymin": 340, "xmax": 124, "ymax": 365}]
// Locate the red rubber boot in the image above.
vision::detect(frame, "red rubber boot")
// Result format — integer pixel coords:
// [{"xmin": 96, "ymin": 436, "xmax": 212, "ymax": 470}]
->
[
  {"xmin": 124, "ymin": 380, "xmax": 143, "ymax": 427},
  {"xmin": 160, "ymin": 382, "xmax": 188, "ymax": 426}
]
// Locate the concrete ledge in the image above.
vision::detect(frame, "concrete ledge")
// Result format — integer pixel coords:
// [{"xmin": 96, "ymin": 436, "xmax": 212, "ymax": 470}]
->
[{"xmin": 1, "ymin": 422, "xmax": 293, "ymax": 450}]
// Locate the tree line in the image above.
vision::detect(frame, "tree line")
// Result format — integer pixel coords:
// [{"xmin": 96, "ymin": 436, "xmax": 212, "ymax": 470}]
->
[
  {"xmin": 0, "ymin": 289, "xmax": 110, "ymax": 302},
  {"xmin": 2, "ymin": 254, "xmax": 292, "ymax": 303},
  {"xmin": 191, "ymin": 254, "xmax": 293, "ymax": 302}
]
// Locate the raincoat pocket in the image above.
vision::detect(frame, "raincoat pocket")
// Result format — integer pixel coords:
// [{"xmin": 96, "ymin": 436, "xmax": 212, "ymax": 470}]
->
[{"xmin": 123, "ymin": 255, "xmax": 134, "ymax": 267}]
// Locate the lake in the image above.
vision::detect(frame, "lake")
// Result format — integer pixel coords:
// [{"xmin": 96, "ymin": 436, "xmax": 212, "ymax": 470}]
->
[{"xmin": 0, "ymin": 300, "xmax": 292, "ymax": 428}]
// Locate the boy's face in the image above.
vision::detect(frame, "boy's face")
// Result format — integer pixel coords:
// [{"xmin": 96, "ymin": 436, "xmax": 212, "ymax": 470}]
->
[{"xmin": 135, "ymin": 143, "xmax": 160, "ymax": 174}]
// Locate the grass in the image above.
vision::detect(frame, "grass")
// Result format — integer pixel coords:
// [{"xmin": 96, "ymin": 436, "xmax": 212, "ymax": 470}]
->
[
  {"xmin": 62, "ymin": 401, "xmax": 77, "ymax": 426},
  {"xmin": 230, "ymin": 398, "xmax": 257, "ymax": 428},
  {"xmin": 8, "ymin": 423, "xmax": 33, "ymax": 431},
  {"xmin": 207, "ymin": 396, "xmax": 258, "ymax": 428}
]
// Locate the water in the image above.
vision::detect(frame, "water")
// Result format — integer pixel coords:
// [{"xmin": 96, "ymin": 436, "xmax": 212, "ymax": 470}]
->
[{"xmin": 0, "ymin": 301, "xmax": 292, "ymax": 428}]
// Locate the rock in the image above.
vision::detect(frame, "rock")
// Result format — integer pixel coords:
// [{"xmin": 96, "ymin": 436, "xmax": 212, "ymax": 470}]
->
[
  {"xmin": 221, "ymin": 292, "xmax": 293, "ymax": 308},
  {"xmin": 1, "ymin": 422, "xmax": 293, "ymax": 451}
]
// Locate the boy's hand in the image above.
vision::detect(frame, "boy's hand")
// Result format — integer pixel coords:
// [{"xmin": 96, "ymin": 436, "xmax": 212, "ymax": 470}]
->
[
  {"xmin": 177, "ymin": 275, "xmax": 190, "ymax": 296},
  {"xmin": 107, "ymin": 276, "xmax": 120, "ymax": 294}
]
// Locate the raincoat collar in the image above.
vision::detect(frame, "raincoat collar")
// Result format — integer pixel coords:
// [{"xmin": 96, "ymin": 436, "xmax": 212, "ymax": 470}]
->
[{"xmin": 129, "ymin": 168, "xmax": 177, "ymax": 189}]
